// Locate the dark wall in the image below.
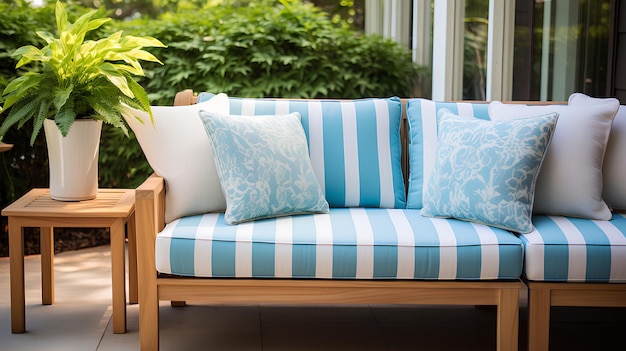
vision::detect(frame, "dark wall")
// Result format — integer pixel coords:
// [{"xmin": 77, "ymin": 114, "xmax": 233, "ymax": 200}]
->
[
  {"xmin": 613, "ymin": 0, "xmax": 626, "ymax": 103},
  {"xmin": 512, "ymin": 0, "xmax": 534, "ymax": 100}
]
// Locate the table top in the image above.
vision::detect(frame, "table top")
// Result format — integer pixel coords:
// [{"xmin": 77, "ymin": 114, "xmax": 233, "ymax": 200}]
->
[{"xmin": 1, "ymin": 188, "xmax": 135, "ymax": 218}]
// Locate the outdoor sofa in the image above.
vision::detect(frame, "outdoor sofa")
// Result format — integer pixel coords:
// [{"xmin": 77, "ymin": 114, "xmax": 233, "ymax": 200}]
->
[{"xmin": 128, "ymin": 90, "xmax": 626, "ymax": 351}]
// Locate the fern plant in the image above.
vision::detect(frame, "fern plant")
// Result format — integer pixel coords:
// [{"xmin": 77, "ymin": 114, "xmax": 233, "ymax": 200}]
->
[{"xmin": 0, "ymin": 1, "xmax": 165, "ymax": 145}]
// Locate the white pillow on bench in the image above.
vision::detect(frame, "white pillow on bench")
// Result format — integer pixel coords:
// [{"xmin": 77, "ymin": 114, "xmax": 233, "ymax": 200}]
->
[
  {"xmin": 568, "ymin": 93, "xmax": 626, "ymax": 210},
  {"xmin": 123, "ymin": 94, "xmax": 229, "ymax": 223},
  {"xmin": 489, "ymin": 96, "xmax": 619, "ymax": 220}
]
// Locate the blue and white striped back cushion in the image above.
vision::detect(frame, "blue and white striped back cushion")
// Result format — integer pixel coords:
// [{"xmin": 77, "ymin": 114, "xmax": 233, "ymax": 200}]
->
[
  {"xmin": 520, "ymin": 213, "xmax": 626, "ymax": 282},
  {"xmin": 198, "ymin": 94, "xmax": 406, "ymax": 209},
  {"xmin": 155, "ymin": 208, "xmax": 523, "ymax": 280},
  {"xmin": 405, "ymin": 99, "xmax": 490, "ymax": 209}
]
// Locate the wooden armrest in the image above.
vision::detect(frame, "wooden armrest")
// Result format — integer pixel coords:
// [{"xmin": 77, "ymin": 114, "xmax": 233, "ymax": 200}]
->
[
  {"xmin": 135, "ymin": 174, "xmax": 166, "ymax": 278},
  {"xmin": 136, "ymin": 173, "xmax": 166, "ymax": 233},
  {"xmin": 174, "ymin": 89, "xmax": 197, "ymax": 106}
]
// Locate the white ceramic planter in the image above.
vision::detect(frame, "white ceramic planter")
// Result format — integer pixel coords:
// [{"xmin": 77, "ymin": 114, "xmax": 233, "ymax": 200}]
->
[{"xmin": 43, "ymin": 119, "xmax": 103, "ymax": 201}]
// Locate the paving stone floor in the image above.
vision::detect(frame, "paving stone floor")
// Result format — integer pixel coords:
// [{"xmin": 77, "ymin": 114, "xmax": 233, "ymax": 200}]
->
[{"xmin": 1, "ymin": 245, "xmax": 624, "ymax": 350}]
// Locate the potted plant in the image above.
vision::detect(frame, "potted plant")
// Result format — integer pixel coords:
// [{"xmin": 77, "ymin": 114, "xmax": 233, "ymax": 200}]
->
[{"xmin": 0, "ymin": 1, "xmax": 165, "ymax": 201}]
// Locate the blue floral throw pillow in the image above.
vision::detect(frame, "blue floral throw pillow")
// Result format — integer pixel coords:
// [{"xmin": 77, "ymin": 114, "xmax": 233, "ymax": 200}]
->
[
  {"xmin": 199, "ymin": 110, "xmax": 329, "ymax": 225},
  {"xmin": 420, "ymin": 109, "xmax": 558, "ymax": 234}
]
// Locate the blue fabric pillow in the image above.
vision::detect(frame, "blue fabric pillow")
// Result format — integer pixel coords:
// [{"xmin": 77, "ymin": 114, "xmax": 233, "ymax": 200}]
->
[
  {"xmin": 420, "ymin": 109, "xmax": 558, "ymax": 234},
  {"xmin": 405, "ymin": 98, "xmax": 490, "ymax": 209},
  {"xmin": 199, "ymin": 110, "xmax": 329, "ymax": 225},
  {"xmin": 198, "ymin": 94, "xmax": 405, "ymax": 209}
]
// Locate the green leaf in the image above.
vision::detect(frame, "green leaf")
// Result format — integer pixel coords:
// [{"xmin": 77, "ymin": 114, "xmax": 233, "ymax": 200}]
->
[
  {"xmin": 85, "ymin": 18, "xmax": 111, "ymax": 33},
  {"xmin": 31, "ymin": 99, "xmax": 51, "ymax": 146},
  {"xmin": 127, "ymin": 77, "xmax": 153, "ymax": 124},
  {"xmin": 2, "ymin": 73, "xmax": 42, "ymax": 103},
  {"xmin": 36, "ymin": 31, "xmax": 56, "ymax": 45},
  {"xmin": 121, "ymin": 35, "xmax": 166, "ymax": 49},
  {"xmin": 55, "ymin": 1, "xmax": 68, "ymax": 33},
  {"xmin": 12, "ymin": 46, "xmax": 47, "ymax": 69},
  {"xmin": 52, "ymin": 86, "xmax": 72, "ymax": 112},
  {"xmin": 99, "ymin": 63, "xmax": 134, "ymax": 98},
  {"xmin": 0, "ymin": 98, "xmax": 38, "ymax": 140},
  {"xmin": 54, "ymin": 99, "xmax": 75, "ymax": 137},
  {"xmin": 2, "ymin": 72, "xmax": 41, "ymax": 97}
]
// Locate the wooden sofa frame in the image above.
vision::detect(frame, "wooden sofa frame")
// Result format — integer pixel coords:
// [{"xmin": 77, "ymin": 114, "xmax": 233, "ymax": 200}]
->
[
  {"xmin": 135, "ymin": 90, "xmax": 624, "ymax": 351},
  {"xmin": 136, "ymin": 173, "xmax": 521, "ymax": 350},
  {"xmin": 526, "ymin": 280, "xmax": 626, "ymax": 351}
]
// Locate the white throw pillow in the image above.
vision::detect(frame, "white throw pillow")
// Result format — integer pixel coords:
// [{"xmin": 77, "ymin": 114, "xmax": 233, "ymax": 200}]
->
[
  {"xmin": 569, "ymin": 93, "xmax": 626, "ymax": 210},
  {"xmin": 489, "ymin": 97, "xmax": 619, "ymax": 220},
  {"xmin": 123, "ymin": 94, "xmax": 230, "ymax": 223}
]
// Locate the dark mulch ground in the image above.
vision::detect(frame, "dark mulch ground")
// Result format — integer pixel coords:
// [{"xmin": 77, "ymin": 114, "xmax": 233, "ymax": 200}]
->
[{"xmin": 0, "ymin": 217, "xmax": 110, "ymax": 257}]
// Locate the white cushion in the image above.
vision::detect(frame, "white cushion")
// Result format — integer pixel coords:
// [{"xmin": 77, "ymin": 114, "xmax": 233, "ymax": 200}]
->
[
  {"xmin": 489, "ymin": 96, "xmax": 619, "ymax": 220},
  {"xmin": 568, "ymin": 93, "xmax": 626, "ymax": 210},
  {"xmin": 123, "ymin": 94, "xmax": 230, "ymax": 223}
]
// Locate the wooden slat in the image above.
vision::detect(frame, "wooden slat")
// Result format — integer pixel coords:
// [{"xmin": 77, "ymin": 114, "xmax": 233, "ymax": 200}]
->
[
  {"xmin": 497, "ymin": 288, "xmax": 520, "ymax": 351},
  {"xmin": 2, "ymin": 189, "xmax": 134, "ymax": 218},
  {"xmin": 525, "ymin": 280, "xmax": 626, "ymax": 351},
  {"xmin": 0, "ymin": 142, "xmax": 13, "ymax": 153},
  {"xmin": 551, "ymin": 288, "xmax": 626, "ymax": 307},
  {"xmin": 9, "ymin": 219, "xmax": 25, "ymax": 333},
  {"xmin": 40, "ymin": 226, "xmax": 54, "ymax": 305},
  {"xmin": 135, "ymin": 174, "xmax": 163, "ymax": 351},
  {"xmin": 528, "ymin": 287, "xmax": 551, "ymax": 351},
  {"xmin": 156, "ymin": 279, "xmax": 522, "ymax": 305}
]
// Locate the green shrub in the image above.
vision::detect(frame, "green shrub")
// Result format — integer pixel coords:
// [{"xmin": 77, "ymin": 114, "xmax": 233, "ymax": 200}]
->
[
  {"xmin": 98, "ymin": 0, "xmax": 422, "ymax": 193},
  {"xmin": 1, "ymin": 0, "xmax": 422, "ymax": 209},
  {"xmin": 113, "ymin": 0, "xmax": 421, "ymax": 104}
]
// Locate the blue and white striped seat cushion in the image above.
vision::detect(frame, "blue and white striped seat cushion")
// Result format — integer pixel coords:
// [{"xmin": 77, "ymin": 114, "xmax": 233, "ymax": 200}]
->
[
  {"xmin": 155, "ymin": 209, "xmax": 523, "ymax": 280},
  {"xmin": 520, "ymin": 213, "xmax": 626, "ymax": 282},
  {"xmin": 405, "ymin": 99, "xmax": 490, "ymax": 209},
  {"xmin": 197, "ymin": 93, "xmax": 406, "ymax": 209}
]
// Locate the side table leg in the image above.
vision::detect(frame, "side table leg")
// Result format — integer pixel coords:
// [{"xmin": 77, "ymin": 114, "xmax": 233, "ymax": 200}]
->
[
  {"xmin": 127, "ymin": 213, "xmax": 138, "ymax": 304},
  {"xmin": 8, "ymin": 218, "xmax": 25, "ymax": 333},
  {"xmin": 111, "ymin": 219, "xmax": 127, "ymax": 334},
  {"xmin": 40, "ymin": 226, "xmax": 54, "ymax": 305}
]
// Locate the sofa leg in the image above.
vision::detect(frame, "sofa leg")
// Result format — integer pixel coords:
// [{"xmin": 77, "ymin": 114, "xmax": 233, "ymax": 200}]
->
[
  {"xmin": 528, "ymin": 287, "xmax": 550, "ymax": 351},
  {"xmin": 139, "ymin": 290, "xmax": 159, "ymax": 351},
  {"xmin": 171, "ymin": 301, "xmax": 186, "ymax": 307},
  {"xmin": 496, "ymin": 288, "xmax": 519, "ymax": 351}
]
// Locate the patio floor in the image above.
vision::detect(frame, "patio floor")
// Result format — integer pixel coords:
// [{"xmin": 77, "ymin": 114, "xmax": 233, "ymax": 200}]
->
[{"xmin": 1, "ymin": 244, "xmax": 624, "ymax": 351}]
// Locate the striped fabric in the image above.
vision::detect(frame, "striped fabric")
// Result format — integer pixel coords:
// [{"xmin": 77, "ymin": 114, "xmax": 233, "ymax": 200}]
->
[
  {"xmin": 405, "ymin": 99, "xmax": 490, "ymax": 209},
  {"xmin": 197, "ymin": 94, "xmax": 406, "ymax": 209},
  {"xmin": 155, "ymin": 208, "xmax": 523, "ymax": 280},
  {"xmin": 520, "ymin": 213, "xmax": 626, "ymax": 282}
]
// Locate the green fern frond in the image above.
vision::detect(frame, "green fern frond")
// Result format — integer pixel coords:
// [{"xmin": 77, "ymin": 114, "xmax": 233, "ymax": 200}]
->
[
  {"xmin": 31, "ymin": 99, "xmax": 51, "ymax": 146},
  {"xmin": 0, "ymin": 98, "xmax": 39, "ymax": 140},
  {"xmin": 54, "ymin": 99, "xmax": 76, "ymax": 137}
]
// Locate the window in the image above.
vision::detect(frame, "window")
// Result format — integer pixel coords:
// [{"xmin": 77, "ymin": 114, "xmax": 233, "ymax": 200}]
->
[{"xmin": 513, "ymin": 0, "xmax": 612, "ymax": 101}]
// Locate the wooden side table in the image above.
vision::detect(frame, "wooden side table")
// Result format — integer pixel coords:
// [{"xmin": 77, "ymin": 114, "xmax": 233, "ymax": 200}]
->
[{"xmin": 1, "ymin": 188, "xmax": 136, "ymax": 334}]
